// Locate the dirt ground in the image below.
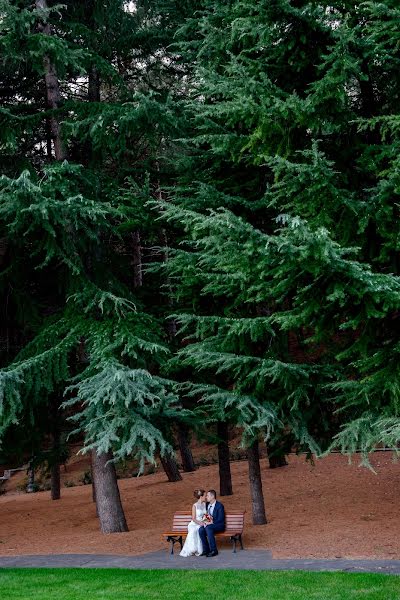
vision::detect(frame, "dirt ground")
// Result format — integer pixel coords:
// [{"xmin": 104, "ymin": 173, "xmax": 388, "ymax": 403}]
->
[{"xmin": 0, "ymin": 453, "xmax": 398, "ymax": 559}]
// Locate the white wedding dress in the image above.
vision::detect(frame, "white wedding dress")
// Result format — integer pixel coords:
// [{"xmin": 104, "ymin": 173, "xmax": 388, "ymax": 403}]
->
[{"xmin": 179, "ymin": 502, "xmax": 206, "ymax": 557}]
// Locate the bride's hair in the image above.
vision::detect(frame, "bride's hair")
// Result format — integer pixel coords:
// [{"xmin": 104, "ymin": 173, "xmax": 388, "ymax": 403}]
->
[{"xmin": 193, "ymin": 489, "xmax": 205, "ymax": 499}]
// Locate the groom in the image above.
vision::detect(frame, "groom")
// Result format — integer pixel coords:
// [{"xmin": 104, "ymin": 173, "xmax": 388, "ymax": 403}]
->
[{"xmin": 199, "ymin": 489, "xmax": 225, "ymax": 557}]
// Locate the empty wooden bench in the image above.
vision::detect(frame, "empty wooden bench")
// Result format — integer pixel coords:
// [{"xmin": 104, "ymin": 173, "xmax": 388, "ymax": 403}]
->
[
  {"xmin": 0, "ymin": 467, "xmax": 26, "ymax": 494},
  {"xmin": 162, "ymin": 510, "xmax": 245, "ymax": 554}
]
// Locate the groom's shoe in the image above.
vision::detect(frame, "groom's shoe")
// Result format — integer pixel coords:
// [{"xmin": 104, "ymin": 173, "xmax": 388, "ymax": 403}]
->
[
  {"xmin": 199, "ymin": 551, "xmax": 209, "ymax": 556},
  {"xmin": 206, "ymin": 551, "xmax": 218, "ymax": 557}
]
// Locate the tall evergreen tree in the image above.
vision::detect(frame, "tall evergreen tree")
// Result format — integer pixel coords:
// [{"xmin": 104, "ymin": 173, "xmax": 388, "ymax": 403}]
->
[
  {"xmin": 155, "ymin": 0, "xmax": 400, "ymax": 484},
  {"xmin": 0, "ymin": 0, "xmax": 196, "ymax": 522}
]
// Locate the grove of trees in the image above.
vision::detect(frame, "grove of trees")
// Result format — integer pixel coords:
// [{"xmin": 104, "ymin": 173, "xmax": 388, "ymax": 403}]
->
[{"xmin": 0, "ymin": 0, "xmax": 399, "ymax": 530}]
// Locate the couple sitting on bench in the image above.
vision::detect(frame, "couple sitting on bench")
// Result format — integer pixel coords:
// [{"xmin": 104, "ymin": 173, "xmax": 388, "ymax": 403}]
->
[{"xmin": 180, "ymin": 489, "xmax": 224, "ymax": 558}]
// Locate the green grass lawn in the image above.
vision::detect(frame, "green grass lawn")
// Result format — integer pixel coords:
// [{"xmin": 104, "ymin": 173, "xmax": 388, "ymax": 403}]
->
[{"xmin": 0, "ymin": 569, "xmax": 398, "ymax": 600}]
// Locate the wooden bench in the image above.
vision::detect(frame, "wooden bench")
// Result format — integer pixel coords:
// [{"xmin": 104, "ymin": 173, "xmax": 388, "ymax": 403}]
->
[
  {"xmin": 0, "ymin": 467, "xmax": 26, "ymax": 494},
  {"xmin": 162, "ymin": 510, "xmax": 245, "ymax": 554}
]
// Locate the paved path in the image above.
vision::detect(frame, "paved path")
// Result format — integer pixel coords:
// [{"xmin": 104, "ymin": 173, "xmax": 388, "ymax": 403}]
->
[{"xmin": 0, "ymin": 551, "xmax": 399, "ymax": 575}]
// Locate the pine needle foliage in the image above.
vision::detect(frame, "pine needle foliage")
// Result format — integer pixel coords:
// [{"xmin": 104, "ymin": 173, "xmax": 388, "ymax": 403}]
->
[
  {"xmin": 154, "ymin": 0, "xmax": 400, "ymax": 462},
  {"xmin": 0, "ymin": 0, "xmax": 196, "ymax": 462},
  {"xmin": 65, "ymin": 364, "xmax": 185, "ymax": 469}
]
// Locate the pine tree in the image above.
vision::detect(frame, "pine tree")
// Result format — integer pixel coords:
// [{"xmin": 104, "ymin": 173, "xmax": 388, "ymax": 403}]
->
[
  {"xmin": 0, "ymin": 0, "xmax": 195, "ymax": 518},
  {"xmin": 155, "ymin": 0, "xmax": 400, "ymax": 485}
]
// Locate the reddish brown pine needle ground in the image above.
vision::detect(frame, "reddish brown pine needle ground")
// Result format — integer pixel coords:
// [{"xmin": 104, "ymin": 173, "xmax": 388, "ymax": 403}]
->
[{"xmin": 0, "ymin": 454, "xmax": 398, "ymax": 559}]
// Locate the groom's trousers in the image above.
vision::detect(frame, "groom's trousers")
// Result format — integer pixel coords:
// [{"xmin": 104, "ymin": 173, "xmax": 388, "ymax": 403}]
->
[{"xmin": 199, "ymin": 524, "xmax": 224, "ymax": 553}]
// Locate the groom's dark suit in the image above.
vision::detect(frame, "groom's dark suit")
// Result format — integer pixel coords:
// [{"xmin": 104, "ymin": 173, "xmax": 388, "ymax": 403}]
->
[{"xmin": 199, "ymin": 500, "xmax": 225, "ymax": 554}]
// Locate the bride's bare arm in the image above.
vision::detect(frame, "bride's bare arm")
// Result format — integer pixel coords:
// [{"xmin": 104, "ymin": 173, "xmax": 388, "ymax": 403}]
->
[{"xmin": 192, "ymin": 504, "xmax": 203, "ymax": 525}]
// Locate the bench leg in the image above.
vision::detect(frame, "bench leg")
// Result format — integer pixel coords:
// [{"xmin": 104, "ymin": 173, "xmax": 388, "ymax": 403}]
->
[
  {"xmin": 168, "ymin": 536, "xmax": 174, "ymax": 555},
  {"xmin": 230, "ymin": 534, "xmax": 244, "ymax": 553},
  {"xmin": 167, "ymin": 536, "xmax": 183, "ymax": 555}
]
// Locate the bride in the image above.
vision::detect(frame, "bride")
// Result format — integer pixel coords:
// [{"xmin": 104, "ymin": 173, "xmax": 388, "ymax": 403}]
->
[{"xmin": 179, "ymin": 489, "xmax": 207, "ymax": 557}]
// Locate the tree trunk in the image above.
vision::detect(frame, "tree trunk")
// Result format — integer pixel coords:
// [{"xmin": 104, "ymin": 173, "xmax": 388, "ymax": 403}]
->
[
  {"xmin": 268, "ymin": 453, "xmax": 288, "ymax": 469},
  {"xmin": 91, "ymin": 450, "xmax": 128, "ymax": 533},
  {"xmin": 50, "ymin": 454, "xmax": 61, "ymax": 500},
  {"xmin": 36, "ymin": 0, "xmax": 67, "ymax": 161},
  {"xmin": 90, "ymin": 452, "xmax": 97, "ymax": 513},
  {"xmin": 217, "ymin": 421, "xmax": 233, "ymax": 496},
  {"xmin": 45, "ymin": 116, "xmax": 52, "ymax": 160},
  {"xmin": 160, "ymin": 228, "xmax": 177, "ymax": 338},
  {"xmin": 26, "ymin": 459, "xmax": 35, "ymax": 493},
  {"xmin": 247, "ymin": 441, "xmax": 267, "ymax": 525},
  {"xmin": 91, "ymin": 474, "xmax": 96, "ymax": 503},
  {"xmin": 88, "ymin": 63, "xmax": 100, "ymax": 103},
  {"xmin": 50, "ymin": 397, "xmax": 61, "ymax": 500},
  {"xmin": 266, "ymin": 441, "xmax": 288, "ymax": 469},
  {"xmin": 160, "ymin": 452, "xmax": 182, "ymax": 482},
  {"xmin": 86, "ymin": 62, "xmax": 102, "ymax": 168},
  {"xmin": 132, "ymin": 230, "xmax": 142, "ymax": 288},
  {"xmin": 177, "ymin": 423, "xmax": 196, "ymax": 472}
]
